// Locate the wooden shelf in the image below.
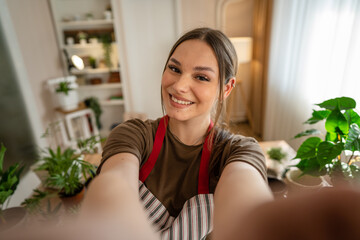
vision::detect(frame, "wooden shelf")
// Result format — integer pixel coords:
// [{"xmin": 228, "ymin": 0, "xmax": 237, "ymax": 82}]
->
[
  {"xmin": 70, "ymin": 68, "xmax": 119, "ymax": 75},
  {"xmin": 100, "ymin": 99, "xmax": 124, "ymax": 106},
  {"xmin": 63, "ymin": 42, "xmax": 116, "ymax": 50},
  {"xmin": 78, "ymin": 83, "xmax": 122, "ymax": 89},
  {"xmin": 60, "ymin": 19, "xmax": 114, "ymax": 30}
]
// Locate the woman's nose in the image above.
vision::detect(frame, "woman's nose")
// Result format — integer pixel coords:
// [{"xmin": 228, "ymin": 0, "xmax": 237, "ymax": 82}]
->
[{"xmin": 173, "ymin": 74, "xmax": 191, "ymax": 93}]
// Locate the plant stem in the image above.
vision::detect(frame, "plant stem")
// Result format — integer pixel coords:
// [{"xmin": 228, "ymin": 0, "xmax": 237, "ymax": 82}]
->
[{"xmin": 348, "ymin": 152, "xmax": 355, "ymax": 164}]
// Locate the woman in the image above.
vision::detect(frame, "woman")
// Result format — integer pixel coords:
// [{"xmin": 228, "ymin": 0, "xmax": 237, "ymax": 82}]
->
[{"xmin": 80, "ymin": 28, "xmax": 273, "ymax": 240}]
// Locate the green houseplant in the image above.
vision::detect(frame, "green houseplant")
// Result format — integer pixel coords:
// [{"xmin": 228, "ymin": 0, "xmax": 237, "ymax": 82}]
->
[
  {"xmin": 0, "ymin": 143, "xmax": 25, "ymax": 230},
  {"xmin": 35, "ymin": 147, "xmax": 95, "ymax": 197},
  {"xmin": 55, "ymin": 79, "xmax": 79, "ymax": 111},
  {"xmin": 294, "ymin": 96, "xmax": 360, "ymax": 186},
  {"xmin": 100, "ymin": 33, "xmax": 113, "ymax": 69},
  {"xmin": 56, "ymin": 81, "xmax": 73, "ymax": 96},
  {"xmin": 84, "ymin": 97, "xmax": 102, "ymax": 129}
]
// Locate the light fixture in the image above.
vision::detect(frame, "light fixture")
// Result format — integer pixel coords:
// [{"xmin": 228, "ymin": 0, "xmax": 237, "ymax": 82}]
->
[
  {"xmin": 63, "ymin": 49, "xmax": 84, "ymax": 72},
  {"xmin": 228, "ymin": 37, "xmax": 254, "ymax": 129},
  {"xmin": 71, "ymin": 55, "xmax": 84, "ymax": 70}
]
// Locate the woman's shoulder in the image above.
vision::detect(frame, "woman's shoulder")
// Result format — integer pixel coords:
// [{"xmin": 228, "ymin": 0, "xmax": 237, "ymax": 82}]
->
[
  {"xmin": 213, "ymin": 127, "xmax": 260, "ymax": 149},
  {"xmin": 211, "ymin": 127, "xmax": 266, "ymax": 180}
]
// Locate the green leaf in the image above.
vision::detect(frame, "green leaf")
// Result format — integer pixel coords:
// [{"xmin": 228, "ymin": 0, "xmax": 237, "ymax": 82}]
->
[
  {"xmin": 316, "ymin": 142, "xmax": 343, "ymax": 169},
  {"xmin": 295, "ymin": 137, "xmax": 322, "ymax": 159},
  {"xmin": 294, "ymin": 129, "xmax": 321, "ymax": 139},
  {"xmin": 304, "ymin": 110, "xmax": 331, "ymax": 124},
  {"xmin": 296, "ymin": 157, "xmax": 324, "ymax": 176},
  {"xmin": 316, "ymin": 97, "xmax": 356, "ymax": 111},
  {"xmin": 344, "ymin": 123, "xmax": 360, "ymax": 151},
  {"xmin": 0, "ymin": 190, "xmax": 13, "ymax": 204},
  {"xmin": 325, "ymin": 109, "xmax": 349, "ymax": 135},
  {"xmin": 0, "ymin": 143, "xmax": 6, "ymax": 174},
  {"xmin": 344, "ymin": 109, "xmax": 360, "ymax": 127}
]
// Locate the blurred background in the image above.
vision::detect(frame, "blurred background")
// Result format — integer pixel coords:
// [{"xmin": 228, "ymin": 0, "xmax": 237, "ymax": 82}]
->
[{"xmin": 1, "ymin": 0, "xmax": 360, "ymax": 180}]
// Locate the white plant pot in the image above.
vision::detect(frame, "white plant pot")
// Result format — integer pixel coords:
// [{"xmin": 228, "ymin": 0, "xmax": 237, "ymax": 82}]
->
[
  {"xmin": 57, "ymin": 90, "xmax": 79, "ymax": 111},
  {"xmin": 285, "ymin": 168, "xmax": 327, "ymax": 192}
]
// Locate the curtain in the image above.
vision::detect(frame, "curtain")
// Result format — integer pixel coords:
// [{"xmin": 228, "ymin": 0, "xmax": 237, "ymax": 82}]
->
[
  {"xmin": 263, "ymin": 0, "xmax": 360, "ymax": 149},
  {"xmin": 251, "ymin": 0, "xmax": 273, "ymax": 137}
]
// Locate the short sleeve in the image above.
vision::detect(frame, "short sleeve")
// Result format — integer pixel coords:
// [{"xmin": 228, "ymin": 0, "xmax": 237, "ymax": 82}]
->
[
  {"xmin": 97, "ymin": 118, "xmax": 157, "ymax": 174},
  {"xmin": 210, "ymin": 131, "xmax": 267, "ymax": 182},
  {"xmin": 225, "ymin": 136, "xmax": 267, "ymax": 181}
]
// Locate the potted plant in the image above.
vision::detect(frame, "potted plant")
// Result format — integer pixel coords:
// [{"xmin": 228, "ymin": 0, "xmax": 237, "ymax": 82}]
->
[
  {"xmin": 55, "ymin": 80, "xmax": 79, "ymax": 111},
  {"xmin": 35, "ymin": 147, "xmax": 96, "ymax": 208},
  {"xmin": 293, "ymin": 96, "xmax": 360, "ymax": 186},
  {"xmin": 266, "ymin": 147, "xmax": 287, "ymax": 178},
  {"xmin": 100, "ymin": 33, "xmax": 113, "ymax": 69},
  {"xmin": 77, "ymin": 31, "xmax": 88, "ymax": 45},
  {"xmin": 0, "ymin": 143, "xmax": 25, "ymax": 231},
  {"xmin": 84, "ymin": 97, "xmax": 102, "ymax": 129}
]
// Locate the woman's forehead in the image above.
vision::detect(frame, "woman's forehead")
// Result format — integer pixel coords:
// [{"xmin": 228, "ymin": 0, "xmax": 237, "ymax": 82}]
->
[{"xmin": 171, "ymin": 39, "xmax": 219, "ymax": 69}]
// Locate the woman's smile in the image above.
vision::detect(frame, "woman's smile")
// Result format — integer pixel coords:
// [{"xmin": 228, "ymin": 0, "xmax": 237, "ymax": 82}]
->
[{"xmin": 169, "ymin": 94, "xmax": 194, "ymax": 108}]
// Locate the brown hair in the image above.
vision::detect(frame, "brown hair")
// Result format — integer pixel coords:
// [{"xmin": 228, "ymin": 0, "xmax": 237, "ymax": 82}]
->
[{"xmin": 161, "ymin": 28, "xmax": 238, "ymax": 143}]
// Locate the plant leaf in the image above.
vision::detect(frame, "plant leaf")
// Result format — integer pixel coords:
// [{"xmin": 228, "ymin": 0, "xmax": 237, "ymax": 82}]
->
[
  {"xmin": 0, "ymin": 143, "xmax": 6, "ymax": 174},
  {"xmin": 316, "ymin": 97, "xmax": 356, "ymax": 111},
  {"xmin": 296, "ymin": 157, "xmax": 324, "ymax": 176},
  {"xmin": 317, "ymin": 141, "xmax": 343, "ymax": 169},
  {"xmin": 295, "ymin": 137, "xmax": 322, "ymax": 159},
  {"xmin": 304, "ymin": 110, "xmax": 331, "ymax": 124},
  {"xmin": 344, "ymin": 109, "xmax": 360, "ymax": 127},
  {"xmin": 325, "ymin": 109, "xmax": 349, "ymax": 135},
  {"xmin": 345, "ymin": 123, "xmax": 360, "ymax": 151},
  {"xmin": 294, "ymin": 129, "xmax": 321, "ymax": 139}
]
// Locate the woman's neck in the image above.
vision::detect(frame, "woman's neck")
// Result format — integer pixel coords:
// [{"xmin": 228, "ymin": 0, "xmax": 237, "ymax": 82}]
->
[{"xmin": 168, "ymin": 116, "xmax": 211, "ymax": 146}]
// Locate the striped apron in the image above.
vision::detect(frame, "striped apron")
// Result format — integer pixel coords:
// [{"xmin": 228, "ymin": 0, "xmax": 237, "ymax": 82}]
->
[{"xmin": 139, "ymin": 116, "xmax": 214, "ymax": 240}]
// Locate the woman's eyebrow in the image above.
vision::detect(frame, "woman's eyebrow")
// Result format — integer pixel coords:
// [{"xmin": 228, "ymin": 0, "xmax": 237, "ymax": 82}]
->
[
  {"xmin": 169, "ymin": 57, "xmax": 215, "ymax": 73},
  {"xmin": 169, "ymin": 58, "xmax": 181, "ymax": 65},
  {"xmin": 193, "ymin": 66, "xmax": 215, "ymax": 73}
]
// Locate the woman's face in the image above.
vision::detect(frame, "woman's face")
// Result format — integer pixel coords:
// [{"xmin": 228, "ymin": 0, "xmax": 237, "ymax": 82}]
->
[{"xmin": 161, "ymin": 39, "xmax": 220, "ymax": 123}]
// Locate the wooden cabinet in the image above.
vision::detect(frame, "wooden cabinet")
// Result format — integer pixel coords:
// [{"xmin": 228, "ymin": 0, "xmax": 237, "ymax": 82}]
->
[{"xmin": 49, "ymin": 0, "xmax": 125, "ymax": 137}]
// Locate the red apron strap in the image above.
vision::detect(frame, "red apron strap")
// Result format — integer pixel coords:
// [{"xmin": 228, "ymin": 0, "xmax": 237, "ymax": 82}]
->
[
  {"xmin": 139, "ymin": 115, "xmax": 169, "ymax": 182},
  {"xmin": 197, "ymin": 121, "xmax": 214, "ymax": 194}
]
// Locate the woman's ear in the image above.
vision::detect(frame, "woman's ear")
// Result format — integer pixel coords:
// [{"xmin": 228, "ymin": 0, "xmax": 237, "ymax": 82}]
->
[{"xmin": 223, "ymin": 78, "xmax": 236, "ymax": 100}]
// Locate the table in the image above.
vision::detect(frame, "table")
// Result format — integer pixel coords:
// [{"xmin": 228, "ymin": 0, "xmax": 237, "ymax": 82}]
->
[{"xmin": 259, "ymin": 140, "xmax": 297, "ymax": 179}]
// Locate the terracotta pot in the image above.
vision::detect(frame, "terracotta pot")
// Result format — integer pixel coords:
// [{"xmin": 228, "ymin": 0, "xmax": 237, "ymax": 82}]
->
[
  {"xmin": 59, "ymin": 186, "xmax": 85, "ymax": 210},
  {"xmin": 0, "ymin": 207, "xmax": 27, "ymax": 232}
]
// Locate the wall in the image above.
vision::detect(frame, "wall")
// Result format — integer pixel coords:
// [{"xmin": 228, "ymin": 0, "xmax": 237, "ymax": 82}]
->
[
  {"xmin": 112, "ymin": 0, "xmax": 179, "ymax": 119},
  {"xmin": 180, "ymin": 0, "xmax": 218, "ymax": 32},
  {"xmin": 6, "ymin": 0, "xmax": 64, "ymax": 137}
]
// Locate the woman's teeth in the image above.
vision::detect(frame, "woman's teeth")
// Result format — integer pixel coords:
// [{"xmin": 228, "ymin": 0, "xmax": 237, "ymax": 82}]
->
[{"xmin": 171, "ymin": 95, "xmax": 193, "ymax": 105}]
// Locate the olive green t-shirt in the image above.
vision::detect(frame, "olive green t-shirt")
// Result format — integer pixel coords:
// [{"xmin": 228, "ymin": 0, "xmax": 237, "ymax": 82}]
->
[{"xmin": 98, "ymin": 118, "xmax": 267, "ymax": 217}]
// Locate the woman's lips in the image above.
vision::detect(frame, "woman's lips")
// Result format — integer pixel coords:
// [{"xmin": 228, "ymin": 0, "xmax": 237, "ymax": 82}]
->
[{"xmin": 169, "ymin": 94, "xmax": 194, "ymax": 107}]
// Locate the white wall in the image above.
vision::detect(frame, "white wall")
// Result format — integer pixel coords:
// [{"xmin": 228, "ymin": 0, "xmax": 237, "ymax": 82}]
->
[
  {"xmin": 5, "ymin": 0, "xmax": 64, "ymax": 142},
  {"xmin": 112, "ymin": 0, "xmax": 179, "ymax": 119}
]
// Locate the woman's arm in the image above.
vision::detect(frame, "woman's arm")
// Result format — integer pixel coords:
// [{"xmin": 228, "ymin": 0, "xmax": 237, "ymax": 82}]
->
[
  {"xmin": 212, "ymin": 161, "xmax": 273, "ymax": 240},
  {"xmin": 79, "ymin": 153, "xmax": 159, "ymax": 240}
]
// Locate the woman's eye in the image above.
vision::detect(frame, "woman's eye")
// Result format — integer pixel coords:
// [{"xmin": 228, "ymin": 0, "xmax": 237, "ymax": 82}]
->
[
  {"xmin": 168, "ymin": 65, "xmax": 181, "ymax": 73},
  {"xmin": 196, "ymin": 75, "xmax": 210, "ymax": 82}
]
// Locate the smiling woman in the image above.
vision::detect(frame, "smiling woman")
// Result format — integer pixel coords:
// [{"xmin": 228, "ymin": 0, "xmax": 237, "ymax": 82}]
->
[{"xmin": 79, "ymin": 27, "xmax": 273, "ymax": 240}]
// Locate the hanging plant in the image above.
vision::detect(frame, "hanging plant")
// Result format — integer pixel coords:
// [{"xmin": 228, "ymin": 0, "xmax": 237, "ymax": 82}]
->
[
  {"xmin": 84, "ymin": 97, "xmax": 102, "ymax": 129},
  {"xmin": 100, "ymin": 33, "xmax": 113, "ymax": 69}
]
